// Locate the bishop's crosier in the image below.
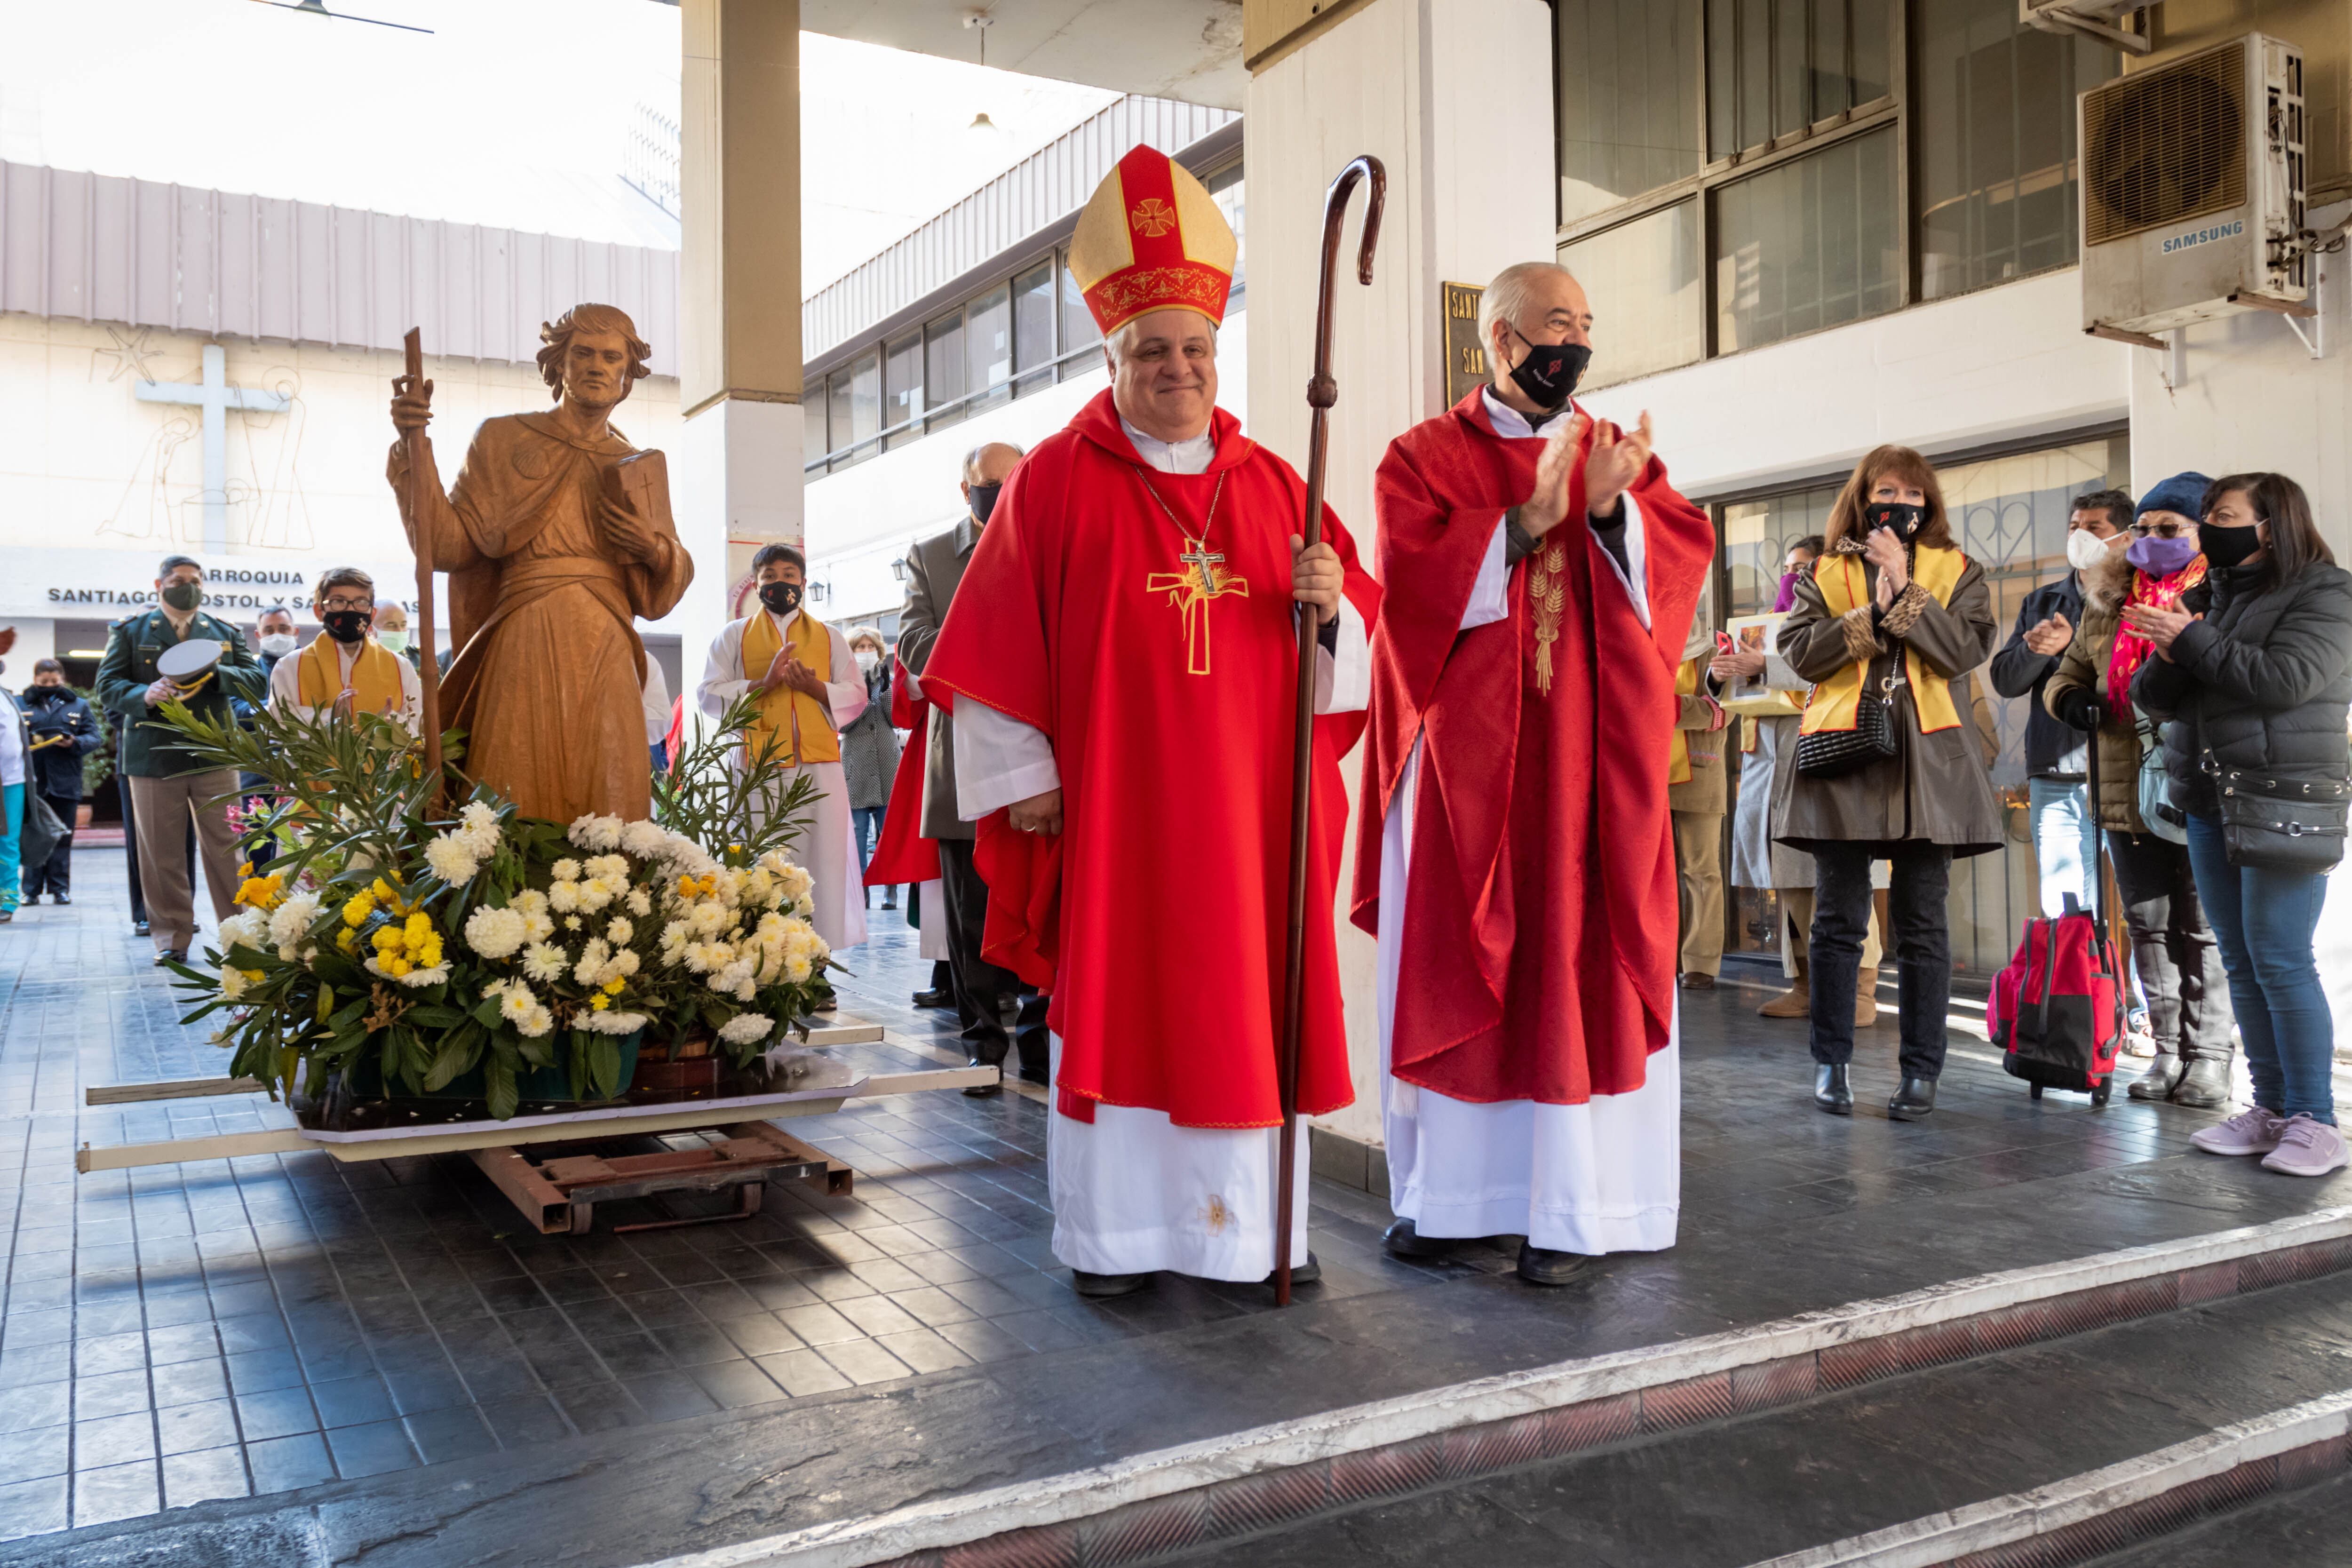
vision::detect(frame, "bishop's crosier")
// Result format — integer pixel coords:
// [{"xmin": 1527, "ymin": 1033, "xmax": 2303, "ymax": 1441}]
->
[{"xmin": 922, "ymin": 145, "xmax": 1383, "ymax": 1298}]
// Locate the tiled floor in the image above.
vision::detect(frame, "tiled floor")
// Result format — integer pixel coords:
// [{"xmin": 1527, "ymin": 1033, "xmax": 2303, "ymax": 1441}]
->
[{"xmin": 2, "ymin": 851, "xmax": 2344, "ymax": 1556}]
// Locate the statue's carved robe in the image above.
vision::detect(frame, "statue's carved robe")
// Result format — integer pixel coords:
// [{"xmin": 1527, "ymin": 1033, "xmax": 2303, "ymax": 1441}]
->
[{"xmin": 390, "ymin": 413, "xmax": 691, "ymax": 822}]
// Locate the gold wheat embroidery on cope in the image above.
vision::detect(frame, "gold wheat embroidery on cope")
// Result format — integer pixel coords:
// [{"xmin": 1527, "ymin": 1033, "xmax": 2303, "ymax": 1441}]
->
[
  {"xmin": 1144, "ymin": 537, "xmax": 1249, "ymax": 676},
  {"xmin": 1527, "ymin": 541, "xmax": 1567, "ymax": 692}
]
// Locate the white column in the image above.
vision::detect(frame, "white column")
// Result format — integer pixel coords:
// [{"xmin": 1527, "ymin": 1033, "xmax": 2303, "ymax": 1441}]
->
[{"xmin": 1245, "ymin": 0, "xmax": 1554, "ymax": 1147}]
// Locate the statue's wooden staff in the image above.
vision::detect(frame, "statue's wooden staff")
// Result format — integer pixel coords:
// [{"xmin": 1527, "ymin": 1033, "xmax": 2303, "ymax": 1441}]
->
[
  {"xmin": 397, "ymin": 328, "xmax": 444, "ymax": 792},
  {"xmin": 1274, "ymin": 155, "xmax": 1385, "ymax": 1307}
]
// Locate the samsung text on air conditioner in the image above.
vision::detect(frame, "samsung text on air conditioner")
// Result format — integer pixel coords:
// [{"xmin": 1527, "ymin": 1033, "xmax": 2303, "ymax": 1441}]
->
[{"xmin": 2160, "ymin": 220, "xmax": 2244, "ymax": 255}]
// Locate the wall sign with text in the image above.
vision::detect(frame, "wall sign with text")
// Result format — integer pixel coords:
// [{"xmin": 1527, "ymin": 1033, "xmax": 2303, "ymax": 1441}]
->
[{"xmin": 1443, "ymin": 282, "xmax": 1487, "ymax": 408}]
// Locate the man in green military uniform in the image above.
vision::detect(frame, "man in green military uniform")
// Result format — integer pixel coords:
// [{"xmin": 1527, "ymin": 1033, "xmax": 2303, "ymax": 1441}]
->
[{"xmin": 97, "ymin": 556, "xmax": 267, "ymax": 964}]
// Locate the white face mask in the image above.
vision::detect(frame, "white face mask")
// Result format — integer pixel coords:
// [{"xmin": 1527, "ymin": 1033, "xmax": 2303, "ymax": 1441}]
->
[
  {"xmin": 2066, "ymin": 529, "xmax": 2115, "ymax": 572},
  {"xmin": 259, "ymin": 632, "xmax": 297, "ymax": 657},
  {"xmin": 854, "ymin": 649, "xmax": 880, "ymax": 674},
  {"xmin": 377, "ymin": 630, "xmax": 410, "ymax": 653}
]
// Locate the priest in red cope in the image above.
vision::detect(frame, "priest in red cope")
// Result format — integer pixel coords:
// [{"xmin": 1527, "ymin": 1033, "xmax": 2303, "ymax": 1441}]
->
[
  {"xmin": 1355, "ymin": 262, "xmax": 1714, "ymax": 1285},
  {"xmin": 923, "ymin": 146, "xmax": 1381, "ymax": 1298}
]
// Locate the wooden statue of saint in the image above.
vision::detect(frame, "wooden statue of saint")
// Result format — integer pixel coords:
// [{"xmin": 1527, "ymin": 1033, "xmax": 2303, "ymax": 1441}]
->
[{"xmin": 387, "ymin": 304, "xmax": 692, "ymax": 823}]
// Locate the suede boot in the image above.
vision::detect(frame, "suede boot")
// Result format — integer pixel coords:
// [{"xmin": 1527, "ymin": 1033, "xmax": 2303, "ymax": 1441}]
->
[
  {"xmin": 1853, "ymin": 966, "xmax": 1880, "ymax": 1028},
  {"xmin": 2127, "ymin": 1050, "xmax": 2183, "ymax": 1102},
  {"xmin": 1760, "ymin": 961, "xmax": 1810, "ymax": 1019}
]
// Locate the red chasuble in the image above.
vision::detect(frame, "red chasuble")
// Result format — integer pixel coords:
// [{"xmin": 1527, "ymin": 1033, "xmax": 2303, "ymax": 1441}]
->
[
  {"xmin": 1352, "ymin": 391, "xmax": 1713, "ymax": 1105},
  {"xmin": 924, "ymin": 390, "xmax": 1380, "ymax": 1130},
  {"xmin": 862, "ymin": 658, "xmax": 941, "ymax": 888}
]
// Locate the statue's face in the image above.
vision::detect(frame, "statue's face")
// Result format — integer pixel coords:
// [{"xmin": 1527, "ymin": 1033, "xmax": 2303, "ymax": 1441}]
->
[{"xmin": 561, "ymin": 328, "xmax": 633, "ymax": 410}]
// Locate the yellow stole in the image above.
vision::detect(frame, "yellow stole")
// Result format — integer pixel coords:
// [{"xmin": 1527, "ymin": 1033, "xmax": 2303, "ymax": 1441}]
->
[
  {"xmin": 296, "ymin": 636, "xmax": 405, "ymax": 718},
  {"xmin": 1668, "ymin": 657, "xmax": 1702, "ymax": 785},
  {"xmin": 1799, "ymin": 545, "xmax": 1966, "ymax": 737},
  {"xmin": 741, "ymin": 610, "xmax": 841, "ymax": 766}
]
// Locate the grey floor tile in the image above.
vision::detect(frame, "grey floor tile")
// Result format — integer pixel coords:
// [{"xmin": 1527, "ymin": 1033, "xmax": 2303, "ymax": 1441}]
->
[
  {"xmin": 73, "ymin": 1411, "xmax": 158, "ymax": 1470},
  {"xmin": 0, "ymin": 1423, "xmax": 71, "ymax": 1486},
  {"xmin": 326, "ymin": 1419, "xmax": 418, "ymax": 1479},
  {"xmin": 0, "ymin": 1474, "xmax": 69, "ymax": 1542},
  {"xmin": 154, "ymin": 1399, "xmax": 241, "ymax": 1458},
  {"xmin": 71, "ymin": 1458, "xmax": 159, "ymax": 1527},
  {"xmin": 754, "ymin": 1350, "xmax": 852, "ymax": 1398},
  {"xmin": 159, "ymin": 1446, "xmax": 249, "ymax": 1509},
  {"xmin": 813, "ymin": 1338, "xmax": 912, "ymax": 1386},
  {"xmin": 403, "ymin": 1406, "xmax": 499, "ymax": 1464}
]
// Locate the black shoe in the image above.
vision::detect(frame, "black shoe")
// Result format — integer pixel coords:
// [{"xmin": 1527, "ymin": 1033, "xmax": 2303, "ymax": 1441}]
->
[
  {"xmin": 1071, "ymin": 1269, "xmax": 1155, "ymax": 1298},
  {"xmin": 1888, "ymin": 1075, "xmax": 1938, "ymax": 1121},
  {"xmin": 52, "ymin": 895, "xmax": 69, "ymax": 906},
  {"xmin": 154, "ymin": 948, "xmax": 186, "ymax": 967},
  {"xmin": 2128, "ymin": 1051, "xmax": 2184, "ymax": 1102},
  {"xmin": 2171, "ymin": 1056, "xmax": 2233, "ymax": 1108},
  {"xmin": 135, "ymin": 919, "xmax": 151, "ymax": 937},
  {"xmin": 881, "ymin": 898, "xmax": 897, "ymax": 910},
  {"xmin": 1260, "ymin": 1252, "xmax": 1321, "ymax": 1288},
  {"xmin": 1014, "ymin": 1065, "xmax": 1051, "ymax": 1086},
  {"xmin": 912, "ymin": 987, "xmax": 952, "ymax": 1009},
  {"xmin": 961, "ymin": 1058, "xmax": 1004, "ymax": 1098},
  {"xmin": 1814, "ymin": 1063, "xmax": 1852, "ymax": 1115},
  {"xmin": 1383, "ymin": 1218, "xmax": 1461, "ymax": 1259},
  {"xmin": 1516, "ymin": 1242, "xmax": 1588, "ymax": 1286},
  {"xmin": 1678, "ymin": 971, "xmax": 1716, "ymax": 991}
]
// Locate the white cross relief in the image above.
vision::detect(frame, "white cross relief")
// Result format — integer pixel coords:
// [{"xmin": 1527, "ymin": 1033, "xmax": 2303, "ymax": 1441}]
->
[{"xmin": 136, "ymin": 343, "xmax": 289, "ymax": 551}]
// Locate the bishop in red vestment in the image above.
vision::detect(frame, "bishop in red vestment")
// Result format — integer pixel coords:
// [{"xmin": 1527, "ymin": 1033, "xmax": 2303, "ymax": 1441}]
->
[
  {"xmin": 923, "ymin": 146, "xmax": 1380, "ymax": 1296},
  {"xmin": 1354, "ymin": 263, "xmax": 1713, "ymax": 1283}
]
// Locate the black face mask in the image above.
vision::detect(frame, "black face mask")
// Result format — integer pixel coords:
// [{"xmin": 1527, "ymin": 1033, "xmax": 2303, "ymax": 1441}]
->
[
  {"xmin": 1864, "ymin": 501, "xmax": 1927, "ymax": 540},
  {"xmin": 24, "ymin": 686, "xmax": 67, "ymax": 705},
  {"xmin": 1506, "ymin": 328, "xmax": 1591, "ymax": 412},
  {"xmin": 967, "ymin": 482, "xmax": 1002, "ymax": 525},
  {"xmin": 758, "ymin": 581, "xmax": 804, "ymax": 618},
  {"xmin": 2198, "ymin": 520, "xmax": 2264, "ymax": 570},
  {"xmin": 160, "ymin": 581, "xmax": 203, "ymax": 613},
  {"xmin": 321, "ymin": 610, "xmax": 370, "ymax": 645}
]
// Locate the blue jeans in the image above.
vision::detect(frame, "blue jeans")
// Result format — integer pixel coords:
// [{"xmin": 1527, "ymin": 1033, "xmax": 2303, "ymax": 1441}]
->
[
  {"xmin": 2184, "ymin": 810, "xmax": 2334, "ymax": 1123},
  {"xmin": 0, "ymin": 782, "xmax": 20, "ymax": 908},
  {"xmin": 2029, "ymin": 776, "xmax": 2101, "ymax": 918}
]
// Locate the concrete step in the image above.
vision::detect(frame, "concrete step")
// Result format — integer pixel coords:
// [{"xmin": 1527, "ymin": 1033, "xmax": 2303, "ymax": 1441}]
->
[{"xmin": 2088, "ymin": 1466, "xmax": 2352, "ymax": 1568}]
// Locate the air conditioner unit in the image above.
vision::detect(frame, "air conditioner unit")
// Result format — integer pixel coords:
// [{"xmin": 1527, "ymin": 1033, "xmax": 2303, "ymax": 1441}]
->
[{"xmin": 2079, "ymin": 33, "xmax": 2308, "ymax": 342}]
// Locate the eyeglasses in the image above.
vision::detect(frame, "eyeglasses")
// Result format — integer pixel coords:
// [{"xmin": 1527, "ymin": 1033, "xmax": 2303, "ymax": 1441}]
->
[
  {"xmin": 319, "ymin": 597, "xmax": 375, "ymax": 612},
  {"xmin": 2128, "ymin": 522, "xmax": 2189, "ymax": 538}
]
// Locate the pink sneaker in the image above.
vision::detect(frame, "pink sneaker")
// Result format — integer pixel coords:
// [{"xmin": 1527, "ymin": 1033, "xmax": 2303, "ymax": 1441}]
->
[
  {"xmin": 2260, "ymin": 1116, "xmax": 2350, "ymax": 1178},
  {"xmin": 2192, "ymin": 1106, "xmax": 2286, "ymax": 1156}
]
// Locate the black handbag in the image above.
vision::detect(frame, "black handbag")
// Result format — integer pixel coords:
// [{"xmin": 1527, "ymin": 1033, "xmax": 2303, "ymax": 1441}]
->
[
  {"xmin": 1796, "ymin": 674, "xmax": 1899, "ymax": 779},
  {"xmin": 2209, "ymin": 761, "xmax": 2350, "ymax": 874}
]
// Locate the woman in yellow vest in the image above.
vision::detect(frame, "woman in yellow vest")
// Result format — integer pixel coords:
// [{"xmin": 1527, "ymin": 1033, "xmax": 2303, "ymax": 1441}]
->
[
  {"xmin": 267, "ymin": 568, "xmax": 422, "ymax": 731},
  {"xmin": 696, "ymin": 543, "xmax": 868, "ymax": 953},
  {"xmin": 1776, "ymin": 447, "xmax": 2001, "ymax": 1122}
]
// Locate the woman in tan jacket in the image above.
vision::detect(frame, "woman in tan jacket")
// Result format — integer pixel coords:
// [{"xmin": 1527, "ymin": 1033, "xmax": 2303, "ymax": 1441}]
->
[{"xmin": 1776, "ymin": 446, "xmax": 2002, "ymax": 1121}]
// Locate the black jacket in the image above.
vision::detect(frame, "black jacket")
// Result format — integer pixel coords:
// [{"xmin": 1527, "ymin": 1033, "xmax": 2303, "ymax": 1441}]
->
[
  {"xmin": 1988, "ymin": 571, "xmax": 2089, "ymax": 778},
  {"xmin": 19, "ymin": 689, "xmax": 102, "ymax": 800},
  {"xmin": 2132, "ymin": 560, "xmax": 2352, "ymax": 817}
]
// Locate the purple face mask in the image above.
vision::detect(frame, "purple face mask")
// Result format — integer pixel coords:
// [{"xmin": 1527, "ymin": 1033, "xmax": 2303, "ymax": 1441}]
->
[
  {"xmin": 2126, "ymin": 534, "xmax": 2198, "ymax": 579},
  {"xmin": 1771, "ymin": 570, "xmax": 1800, "ymax": 613}
]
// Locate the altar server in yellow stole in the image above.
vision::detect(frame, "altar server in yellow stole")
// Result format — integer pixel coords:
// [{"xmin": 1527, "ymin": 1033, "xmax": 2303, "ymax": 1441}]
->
[
  {"xmin": 269, "ymin": 567, "xmax": 422, "ymax": 730},
  {"xmin": 697, "ymin": 544, "xmax": 868, "ymax": 951}
]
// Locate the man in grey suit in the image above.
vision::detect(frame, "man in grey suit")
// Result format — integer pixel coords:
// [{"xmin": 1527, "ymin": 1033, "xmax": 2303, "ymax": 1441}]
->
[{"xmin": 899, "ymin": 442, "xmax": 1048, "ymax": 1094}]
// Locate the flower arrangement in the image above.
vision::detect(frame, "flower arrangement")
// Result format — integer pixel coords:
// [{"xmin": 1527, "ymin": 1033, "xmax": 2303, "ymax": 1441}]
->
[{"xmin": 160, "ymin": 691, "xmax": 834, "ymax": 1120}]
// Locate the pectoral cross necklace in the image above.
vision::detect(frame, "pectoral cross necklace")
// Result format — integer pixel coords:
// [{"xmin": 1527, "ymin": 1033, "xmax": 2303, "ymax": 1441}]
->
[{"xmin": 1133, "ymin": 466, "xmax": 1248, "ymax": 677}]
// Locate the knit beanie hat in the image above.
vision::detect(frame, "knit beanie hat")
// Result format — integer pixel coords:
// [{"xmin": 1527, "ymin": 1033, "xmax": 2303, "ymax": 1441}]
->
[{"xmin": 2135, "ymin": 471, "xmax": 2211, "ymax": 524}]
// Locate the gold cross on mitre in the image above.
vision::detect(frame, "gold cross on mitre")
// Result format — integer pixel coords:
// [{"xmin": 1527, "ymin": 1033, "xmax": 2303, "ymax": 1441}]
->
[{"xmin": 1144, "ymin": 537, "xmax": 1249, "ymax": 676}]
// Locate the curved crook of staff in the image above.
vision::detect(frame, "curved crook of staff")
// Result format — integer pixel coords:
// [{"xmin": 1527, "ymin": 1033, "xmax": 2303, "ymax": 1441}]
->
[{"xmin": 1275, "ymin": 155, "xmax": 1385, "ymax": 1307}]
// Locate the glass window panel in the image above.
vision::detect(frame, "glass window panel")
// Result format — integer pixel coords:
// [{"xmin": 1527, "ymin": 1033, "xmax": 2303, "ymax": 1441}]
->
[
  {"xmin": 1707, "ymin": 0, "xmax": 1737, "ymax": 159},
  {"xmin": 924, "ymin": 310, "xmax": 966, "ymax": 432},
  {"xmin": 804, "ymin": 390, "xmax": 829, "ymax": 470},
  {"xmin": 883, "ymin": 331, "xmax": 923, "ymax": 450},
  {"xmin": 966, "ymin": 283, "xmax": 1012, "ymax": 414},
  {"xmin": 1557, "ymin": 0, "xmax": 1703, "ymax": 222},
  {"xmin": 1936, "ymin": 433, "xmax": 2131, "ymax": 973},
  {"xmin": 1712, "ymin": 126, "xmax": 1899, "ymax": 354},
  {"xmin": 1013, "ymin": 262, "xmax": 1055, "ymax": 393},
  {"xmin": 1811, "ymin": 0, "xmax": 1848, "ymax": 120},
  {"xmin": 1851, "ymin": 0, "xmax": 1889, "ymax": 103},
  {"xmin": 1057, "ymin": 246, "xmax": 1100, "ymax": 374},
  {"xmin": 1206, "ymin": 164, "xmax": 1247, "ymax": 303},
  {"xmin": 847, "ymin": 351, "xmax": 880, "ymax": 459},
  {"xmin": 1775, "ymin": 0, "xmax": 1808, "ymax": 138},
  {"xmin": 827, "ymin": 370, "xmax": 852, "ymax": 457},
  {"xmin": 1915, "ymin": 0, "xmax": 2116, "ymax": 301},
  {"xmin": 1739, "ymin": 0, "xmax": 1772, "ymax": 153},
  {"xmin": 1558, "ymin": 200, "xmax": 1703, "ymax": 386}
]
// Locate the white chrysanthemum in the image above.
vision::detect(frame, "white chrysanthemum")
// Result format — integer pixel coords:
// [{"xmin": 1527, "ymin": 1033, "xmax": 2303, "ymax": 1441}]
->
[
  {"xmin": 495, "ymin": 982, "xmax": 538, "ymax": 1023},
  {"xmin": 573, "ymin": 938, "xmax": 612, "ymax": 987},
  {"xmin": 621, "ymin": 820, "xmax": 667, "ymax": 858},
  {"xmin": 564, "ymin": 915, "xmax": 583, "ymax": 931},
  {"xmin": 584, "ymin": 1009, "xmax": 648, "ymax": 1035},
  {"xmin": 568, "ymin": 813, "xmax": 624, "ymax": 851},
  {"xmin": 267, "ymin": 893, "xmax": 320, "ymax": 954},
  {"xmin": 217, "ymin": 908, "xmax": 269, "ymax": 953},
  {"xmin": 605, "ymin": 916, "xmax": 634, "ymax": 947},
  {"xmin": 719, "ymin": 1012, "xmax": 774, "ymax": 1045},
  {"xmin": 548, "ymin": 880, "xmax": 580, "ymax": 914},
  {"xmin": 218, "ymin": 966, "xmax": 251, "ymax": 1001},
  {"xmin": 775, "ymin": 862, "xmax": 814, "ymax": 904},
  {"xmin": 423, "ymin": 835, "xmax": 479, "ymax": 884},
  {"xmin": 520, "ymin": 911, "xmax": 554, "ymax": 942},
  {"xmin": 457, "ymin": 801, "xmax": 501, "ymax": 856},
  {"xmin": 551, "ymin": 858, "xmax": 581, "ymax": 883},
  {"xmin": 366, "ymin": 956, "xmax": 450, "ymax": 988},
  {"xmin": 689, "ymin": 901, "xmax": 728, "ymax": 937},
  {"xmin": 522, "ymin": 943, "xmax": 567, "ymax": 983},
  {"xmin": 577, "ymin": 878, "xmax": 615, "ymax": 913},
  {"xmin": 793, "ymin": 896, "xmax": 815, "ymax": 920},
  {"xmin": 659, "ymin": 920, "xmax": 688, "ymax": 947},
  {"xmin": 624, "ymin": 888, "xmax": 652, "ymax": 917},
  {"xmin": 784, "ymin": 954, "xmax": 813, "ymax": 985},
  {"xmin": 584, "ymin": 854, "xmax": 629, "ymax": 882},
  {"xmin": 464, "ymin": 905, "xmax": 529, "ymax": 960},
  {"xmin": 613, "ymin": 948, "xmax": 641, "ymax": 978},
  {"xmin": 517, "ymin": 1003, "xmax": 554, "ymax": 1038}
]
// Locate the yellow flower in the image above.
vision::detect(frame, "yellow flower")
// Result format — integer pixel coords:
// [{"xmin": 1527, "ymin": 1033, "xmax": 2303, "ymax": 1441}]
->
[
  {"xmin": 342, "ymin": 893, "xmax": 373, "ymax": 927},
  {"xmin": 589, "ymin": 993, "xmax": 611, "ymax": 1011},
  {"xmin": 234, "ymin": 873, "xmax": 284, "ymax": 910},
  {"xmin": 601, "ymin": 976, "xmax": 626, "ymax": 996},
  {"xmin": 242, "ymin": 968, "xmax": 264, "ymax": 983},
  {"xmin": 387, "ymin": 956, "xmax": 412, "ymax": 978},
  {"xmin": 335, "ymin": 929, "xmax": 355, "ymax": 953}
]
